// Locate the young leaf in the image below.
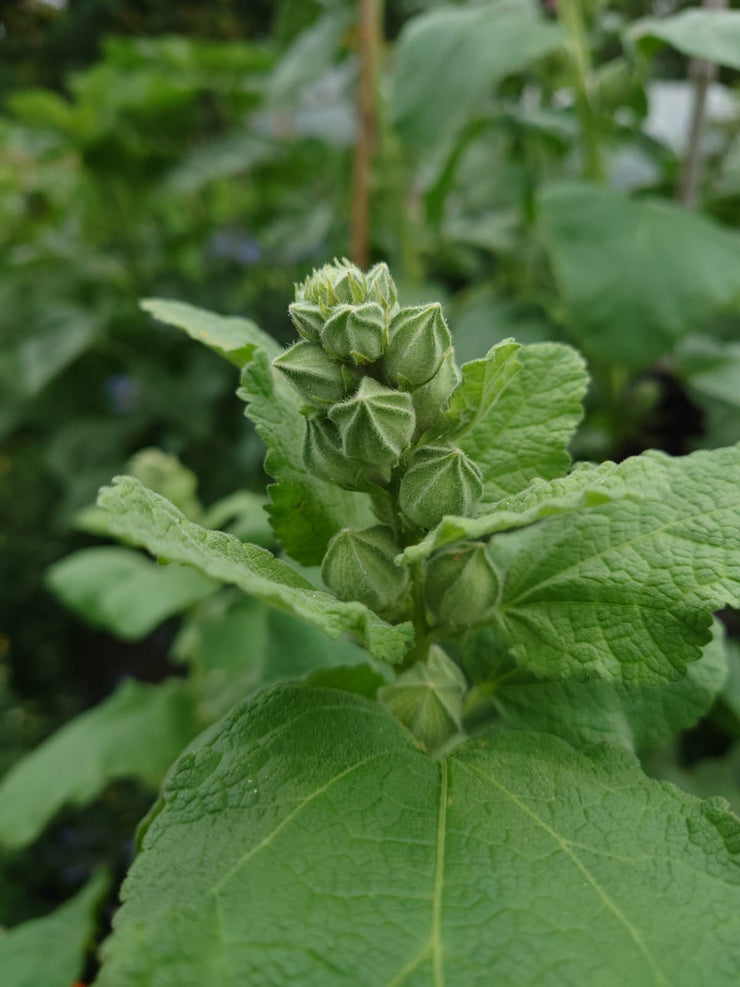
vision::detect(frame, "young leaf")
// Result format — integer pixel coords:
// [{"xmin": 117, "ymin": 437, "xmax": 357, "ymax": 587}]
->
[
  {"xmin": 96, "ymin": 686, "xmax": 740, "ymax": 986},
  {"xmin": 539, "ymin": 183, "xmax": 740, "ymax": 369},
  {"xmin": 487, "ymin": 445, "xmax": 740, "ymax": 686},
  {"xmin": 445, "ymin": 341, "xmax": 588, "ymax": 503},
  {"xmin": 46, "ymin": 546, "xmax": 219, "ymax": 640},
  {"xmin": 631, "ymin": 10, "xmax": 740, "ymax": 71},
  {"xmin": 399, "ymin": 458, "xmax": 645, "ymax": 563},
  {"xmin": 141, "ymin": 298, "xmax": 278, "ymax": 367},
  {"xmin": 96, "ymin": 477, "xmax": 412, "ymax": 664},
  {"xmin": 0, "ymin": 870, "xmax": 109, "ymax": 987},
  {"xmin": 0, "ymin": 678, "xmax": 199, "ymax": 849}
]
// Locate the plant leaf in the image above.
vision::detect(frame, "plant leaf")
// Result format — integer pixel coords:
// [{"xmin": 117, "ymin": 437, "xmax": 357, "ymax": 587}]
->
[
  {"xmin": 141, "ymin": 298, "xmax": 277, "ymax": 367},
  {"xmin": 96, "ymin": 685, "xmax": 740, "ymax": 986},
  {"xmin": 445, "ymin": 341, "xmax": 587, "ymax": 504},
  {"xmin": 392, "ymin": 1, "xmax": 565, "ymax": 154},
  {"xmin": 539, "ymin": 182, "xmax": 740, "ymax": 369},
  {"xmin": 96, "ymin": 477, "xmax": 412, "ymax": 664},
  {"xmin": 46, "ymin": 547, "xmax": 219, "ymax": 640},
  {"xmin": 487, "ymin": 445, "xmax": 740, "ymax": 685},
  {"xmin": 238, "ymin": 346, "xmax": 374, "ymax": 565},
  {"xmin": 399, "ymin": 458, "xmax": 644, "ymax": 563},
  {"xmin": 0, "ymin": 870, "xmax": 109, "ymax": 987},
  {"xmin": 0, "ymin": 678, "xmax": 199, "ymax": 850},
  {"xmin": 631, "ymin": 10, "xmax": 740, "ymax": 71}
]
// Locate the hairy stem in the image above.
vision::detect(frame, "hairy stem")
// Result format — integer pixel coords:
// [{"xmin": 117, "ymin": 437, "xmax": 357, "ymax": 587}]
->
[
  {"xmin": 350, "ymin": 0, "xmax": 382, "ymax": 267},
  {"xmin": 558, "ymin": 0, "xmax": 604, "ymax": 182}
]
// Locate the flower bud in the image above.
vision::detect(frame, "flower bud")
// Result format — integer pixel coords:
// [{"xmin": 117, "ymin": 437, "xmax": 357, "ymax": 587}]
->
[
  {"xmin": 320, "ymin": 303, "xmax": 388, "ymax": 366},
  {"xmin": 329, "ymin": 377, "xmax": 415, "ymax": 470},
  {"xmin": 302, "ymin": 416, "xmax": 369, "ymax": 492},
  {"xmin": 298, "ymin": 260, "xmax": 366, "ymax": 309},
  {"xmin": 321, "ymin": 525, "xmax": 410, "ymax": 614},
  {"xmin": 288, "ymin": 301, "xmax": 325, "ymax": 342},
  {"xmin": 382, "ymin": 303, "xmax": 451, "ymax": 390},
  {"xmin": 273, "ymin": 341, "xmax": 346, "ymax": 407},
  {"xmin": 411, "ymin": 349, "xmax": 461, "ymax": 435},
  {"xmin": 366, "ymin": 262, "xmax": 398, "ymax": 312},
  {"xmin": 424, "ymin": 542, "xmax": 500, "ymax": 632},
  {"xmin": 378, "ymin": 645, "xmax": 466, "ymax": 751},
  {"xmin": 399, "ymin": 445, "xmax": 483, "ymax": 529}
]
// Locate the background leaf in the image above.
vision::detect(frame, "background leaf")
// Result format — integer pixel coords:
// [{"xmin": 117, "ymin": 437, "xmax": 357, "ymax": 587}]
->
[
  {"xmin": 0, "ymin": 679, "xmax": 198, "ymax": 849},
  {"xmin": 632, "ymin": 10, "xmax": 740, "ymax": 71},
  {"xmin": 96, "ymin": 686, "xmax": 740, "ymax": 986}
]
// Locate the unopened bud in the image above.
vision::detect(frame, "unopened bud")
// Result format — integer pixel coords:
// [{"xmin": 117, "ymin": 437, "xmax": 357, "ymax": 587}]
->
[
  {"xmin": 378, "ymin": 645, "xmax": 466, "ymax": 751},
  {"xmin": 273, "ymin": 341, "xmax": 346, "ymax": 407},
  {"xmin": 399, "ymin": 445, "xmax": 483, "ymax": 529},
  {"xmin": 329, "ymin": 377, "xmax": 415, "ymax": 470},
  {"xmin": 366, "ymin": 262, "xmax": 398, "ymax": 312},
  {"xmin": 424, "ymin": 542, "xmax": 499, "ymax": 631},
  {"xmin": 321, "ymin": 303, "xmax": 388, "ymax": 366},
  {"xmin": 321, "ymin": 525, "xmax": 410, "ymax": 614},
  {"xmin": 302, "ymin": 416, "xmax": 369, "ymax": 492},
  {"xmin": 411, "ymin": 349, "xmax": 461, "ymax": 435},
  {"xmin": 288, "ymin": 301, "xmax": 325, "ymax": 342},
  {"xmin": 299, "ymin": 260, "xmax": 366, "ymax": 309},
  {"xmin": 382, "ymin": 303, "xmax": 451, "ymax": 390}
]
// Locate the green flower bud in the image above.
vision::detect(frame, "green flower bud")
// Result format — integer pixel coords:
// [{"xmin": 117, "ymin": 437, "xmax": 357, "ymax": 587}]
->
[
  {"xmin": 273, "ymin": 341, "xmax": 346, "ymax": 407},
  {"xmin": 399, "ymin": 445, "xmax": 483, "ymax": 529},
  {"xmin": 378, "ymin": 645, "xmax": 466, "ymax": 751},
  {"xmin": 424, "ymin": 542, "xmax": 500, "ymax": 632},
  {"xmin": 321, "ymin": 302, "xmax": 388, "ymax": 366},
  {"xmin": 288, "ymin": 301, "xmax": 325, "ymax": 342},
  {"xmin": 298, "ymin": 260, "xmax": 366, "ymax": 308},
  {"xmin": 411, "ymin": 349, "xmax": 461, "ymax": 435},
  {"xmin": 366, "ymin": 262, "xmax": 398, "ymax": 312},
  {"xmin": 329, "ymin": 377, "xmax": 415, "ymax": 471},
  {"xmin": 382, "ymin": 303, "xmax": 451, "ymax": 390},
  {"xmin": 302, "ymin": 416, "xmax": 369, "ymax": 492},
  {"xmin": 321, "ymin": 525, "xmax": 410, "ymax": 614}
]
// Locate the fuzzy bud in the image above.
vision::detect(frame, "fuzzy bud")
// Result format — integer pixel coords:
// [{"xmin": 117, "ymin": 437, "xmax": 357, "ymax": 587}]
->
[
  {"xmin": 329, "ymin": 377, "xmax": 415, "ymax": 471},
  {"xmin": 366, "ymin": 262, "xmax": 398, "ymax": 312},
  {"xmin": 298, "ymin": 260, "xmax": 366, "ymax": 309},
  {"xmin": 411, "ymin": 349, "xmax": 461, "ymax": 435},
  {"xmin": 378, "ymin": 645, "xmax": 466, "ymax": 751},
  {"xmin": 273, "ymin": 341, "xmax": 346, "ymax": 407},
  {"xmin": 321, "ymin": 303, "xmax": 388, "ymax": 366},
  {"xmin": 424, "ymin": 542, "xmax": 500, "ymax": 632},
  {"xmin": 382, "ymin": 303, "xmax": 451, "ymax": 390},
  {"xmin": 321, "ymin": 525, "xmax": 410, "ymax": 614},
  {"xmin": 288, "ymin": 301, "xmax": 325, "ymax": 342},
  {"xmin": 302, "ymin": 416, "xmax": 369, "ymax": 492},
  {"xmin": 399, "ymin": 445, "xmax": 483, "ymax": 529}
]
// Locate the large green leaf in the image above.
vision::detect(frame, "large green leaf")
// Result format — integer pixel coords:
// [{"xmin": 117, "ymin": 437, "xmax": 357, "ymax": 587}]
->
[
  {"xmin": 392, "ymin": 1, "xmax": 565, "ymax": 154},
  {"xmin": 487, "ymin": 445, "xmax": 740, "ymax": 686},
  {"xmin": 632, "ymin": 10, "xmax": 740, "ymax": 71},
  {"xmin": 539, "ymin": 183, "xmax": 740, "ymax": 369},
  {"xmin": 476, "ymin": 617, "xmax": 729, "ymax": 752},
  {"xmin": 446, "ymin": 341, "xmax": 588, "ymax": 503},
  {"xmin": 46, "ymin": 547, "xmax": 219, "ymax": 640},
  {"xmin": 96, "ymin": 477, "xmax": 412, "ymax": 664},
  {"xmin": 0, "ymin": 678, "xmax": 199, "ymax": 850},
  {"xmin": 96, "ymin": 686, "xmax": 740, "ymax": 986},
  {"xmin": 140, "ymin": 298, "xmax": 277, "ymax": 367},
  {"xmin": 2, "ymin": 871, "xmax": 109, "ymax": 987}
]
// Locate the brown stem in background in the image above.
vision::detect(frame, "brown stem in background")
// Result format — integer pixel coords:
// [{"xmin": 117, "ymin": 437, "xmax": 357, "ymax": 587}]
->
[
  {"xmin": 677, "ymin": 0, "xmax": 728, "ymax": 209},
  {"xmin": 350, "ymin": 0, "xmax": 381, "ymax": 268}
]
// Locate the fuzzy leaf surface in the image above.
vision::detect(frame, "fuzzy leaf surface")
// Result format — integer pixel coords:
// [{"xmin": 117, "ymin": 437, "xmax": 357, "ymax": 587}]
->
[
  {"xmin": 96, "ymin": 685, "xmax": 740, "ymax": 987},
  {"xmin": 539, "ymin": 183, "xmax": 740, "ymax": 369},
  {"xmin": 445, "ymin": 342, "xmax": 587, "ymax": 503},
  {"xmin": 487, "ymin": 446, "xmax": 740, "ymax": 685},
  {"xmin": 46, "ymin": 547, "xmax": 219, "ymax": 640},
  {"xmin": 2, "ymin": 871, "xmax": 109, "ymax": 987},
  {"xmin": 96, "ymin": 477, "xmax": 411, "ymax": 664},
  {"xmin": 0, "ymin": 678, "xmax": 199, "ymax": 849}
]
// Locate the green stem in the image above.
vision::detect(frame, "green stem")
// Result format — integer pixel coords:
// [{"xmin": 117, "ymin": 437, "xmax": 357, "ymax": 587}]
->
[{"xmin": 558, "ymin": 0, "xmax": 604, "ymax": 182}]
